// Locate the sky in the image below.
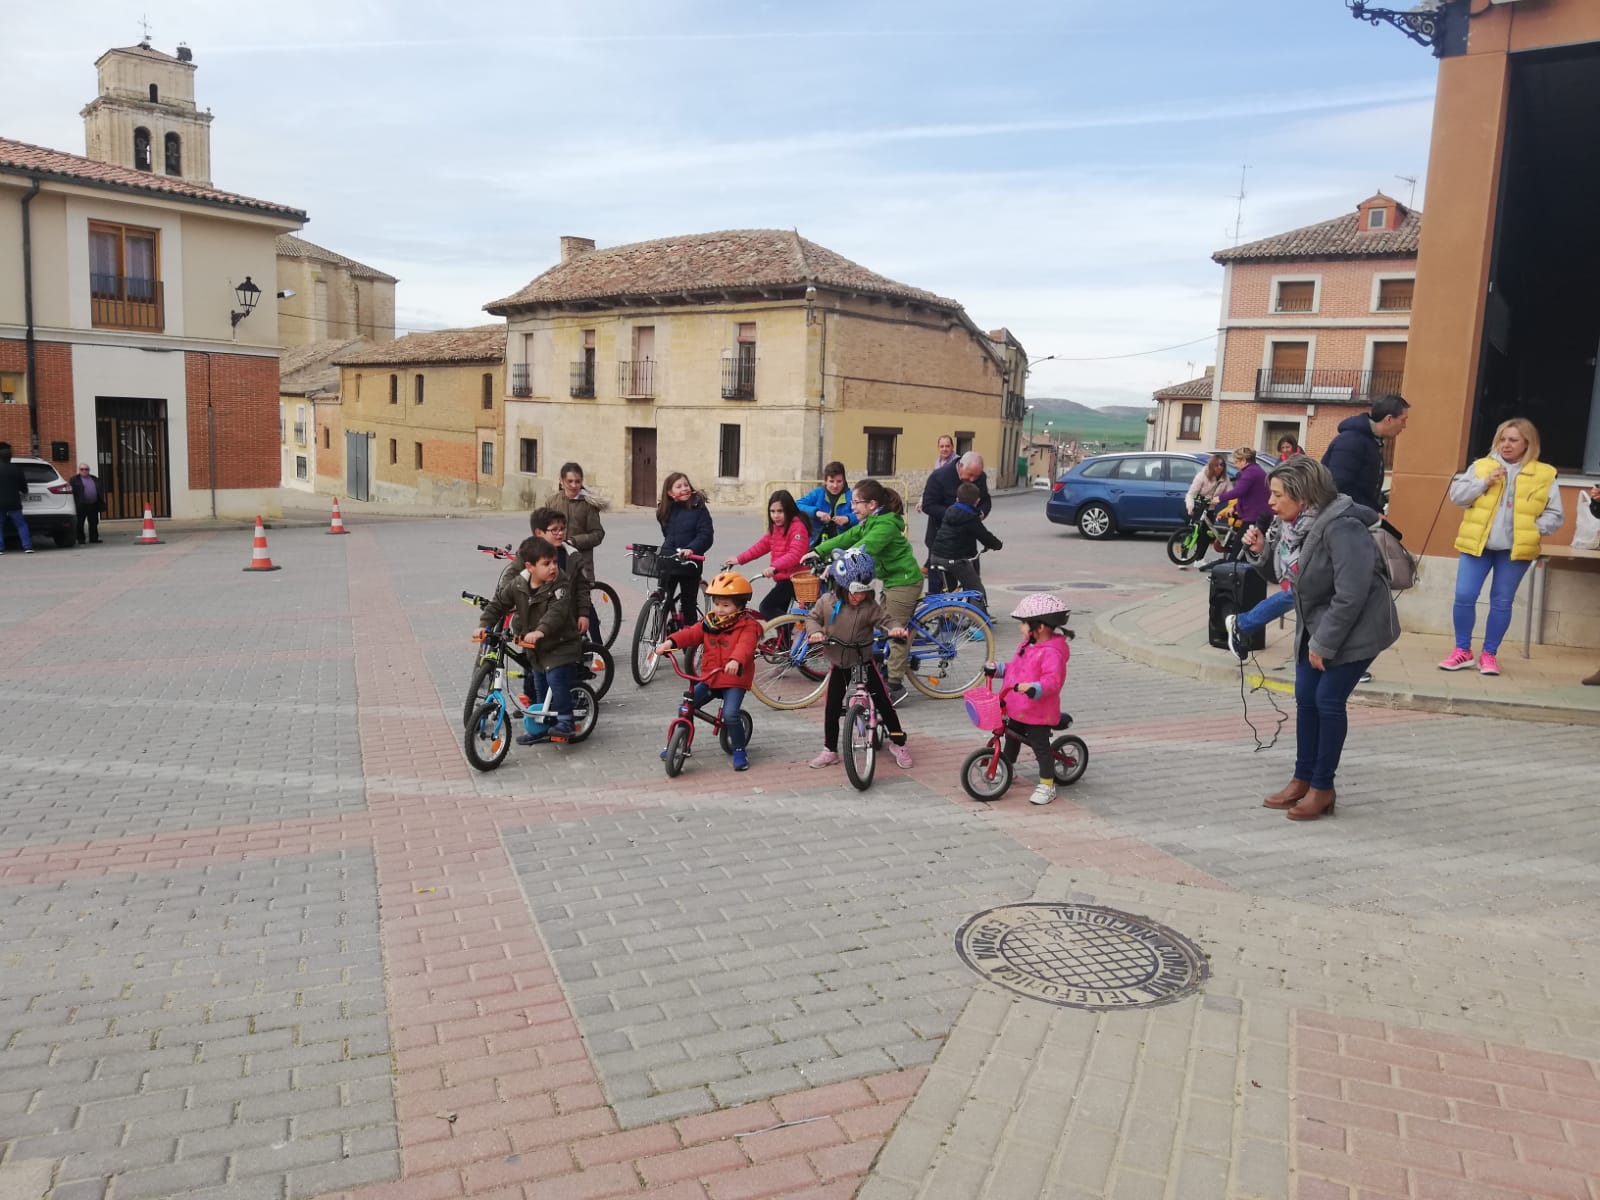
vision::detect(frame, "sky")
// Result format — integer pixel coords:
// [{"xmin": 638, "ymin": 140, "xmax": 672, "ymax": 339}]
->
[{"xmin": 6, "ymin": 0, "xmax": 1441, "ymax": 409}]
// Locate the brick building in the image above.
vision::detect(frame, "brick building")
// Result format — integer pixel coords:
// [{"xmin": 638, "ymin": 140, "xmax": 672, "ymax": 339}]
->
[
  {"xmin": 0, "ymin": 41, "xmax": 305, "ymax": 521},
  {"xmin": 484, "ymin": 230, "xmax": 1024, "ymax": 510},
  {"xmin": 1199, "ymin": 194, "xmax": 1417, "ymax": 459},
  {"xmin": 1147, "ymin": 368, "xmax": 1215, "ymax": 450},
  {"xmin": 326, "ymin": 327, "xmax": 504, "ymax": 507}
]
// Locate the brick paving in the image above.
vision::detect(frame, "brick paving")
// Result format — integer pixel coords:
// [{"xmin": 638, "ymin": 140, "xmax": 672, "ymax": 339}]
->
[{"xmin": 1, "ymin": 501, "xmax": 1598, "ymax": 1199}]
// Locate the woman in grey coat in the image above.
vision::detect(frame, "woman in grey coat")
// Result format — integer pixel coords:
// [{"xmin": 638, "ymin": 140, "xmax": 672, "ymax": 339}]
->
[{"xmin": 1242, "ymin": 457, "xmax": 1400, "ymax": 820}]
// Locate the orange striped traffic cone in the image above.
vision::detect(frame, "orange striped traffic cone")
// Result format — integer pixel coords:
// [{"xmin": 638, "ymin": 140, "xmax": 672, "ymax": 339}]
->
[
  {"xmin": 327, "ymin": 497, "xmax": 349, "ymax": 535},
  {"xmin": 133, "ymin": 506, "xmax": 163, "ymax": 545},
  {"xmin": 242, "ymin": 516, "xmax": 281, "ymax": 572}
]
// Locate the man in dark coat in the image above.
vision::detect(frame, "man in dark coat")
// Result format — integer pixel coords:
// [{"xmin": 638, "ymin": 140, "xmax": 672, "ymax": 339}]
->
[
  {"xmin": 0, "ymin": 443, "xmax": 32, "ymax": 554},
  {"xmin": 1322, "ymin": 393, "xmax": 1410, "ymax": 515},
  {"xmin": 69, "ymin": 462, "xmax": 106, "ymax": 544},
  {"xmin": 920, "ymin": 452, "xmax": 991, "ymax": 549}
]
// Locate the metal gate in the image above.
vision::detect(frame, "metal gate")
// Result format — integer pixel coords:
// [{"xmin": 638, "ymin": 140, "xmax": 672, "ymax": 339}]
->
[
  {"xmin": 345, "ymin": 430, "xmax": 370, "ymax": 501},
  {"xmin": 95, "ymin": 397, "xmax": 170, "ymax": 519}
]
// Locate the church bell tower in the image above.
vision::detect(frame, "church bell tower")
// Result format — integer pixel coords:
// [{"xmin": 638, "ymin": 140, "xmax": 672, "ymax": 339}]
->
[{"xmin": 81, "ymin": 34, "xmax": 214, "ymax": 187}]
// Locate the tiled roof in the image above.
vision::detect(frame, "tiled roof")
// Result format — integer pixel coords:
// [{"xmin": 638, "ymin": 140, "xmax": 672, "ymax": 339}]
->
[
  {"xmin": 1153, "ymin": 374, "xmax": 1215, "ymax": 400},
  {"xmin": 334, "ymin": 325, "xmax": 504, "ymax": 367},
  {"xmin": 280, "ymin": 338, "xmax": 367, "ymax": 396},
  {"xmin": 486, "ymin": 229, "xmax": 957, "ymax": 312},
  {"xmin": 1213, "ymin": 205, "xmax": 1421, "ymax": 263},
  {"xmin": 0, "ymin": 136, "xmax": 306, "ymax": 220},
  {"xmin": 276, "ymin": 234, "xmax": 397, "ymax": 283},
  {"xmin": 99, "ymin": 44, "xmax": 189, "ymax": 65}
]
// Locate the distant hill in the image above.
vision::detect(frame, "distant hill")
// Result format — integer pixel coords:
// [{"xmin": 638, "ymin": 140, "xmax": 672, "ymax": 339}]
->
[
  {"xmin": 1024, "ymin": 397, "xmax": 1149, "ymax": 451},
  {"xmin": 1098, "ymin": 405, "xmax": 1156, "ymax": 420}
]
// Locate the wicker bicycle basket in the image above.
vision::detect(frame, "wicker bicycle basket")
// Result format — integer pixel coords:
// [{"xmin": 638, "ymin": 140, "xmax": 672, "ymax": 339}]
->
[{"xmin": 791, "ymin": 572, "xmax": 823, "ymax": 605}]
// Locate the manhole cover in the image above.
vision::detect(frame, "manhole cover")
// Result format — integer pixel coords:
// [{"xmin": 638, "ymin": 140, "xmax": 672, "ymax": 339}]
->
[
  {"xmin": 1062, "ymin": 581, "xmax": 1113, "ymax": 590},
  {"xmin": 955, "ymin": 903, "xmax": 1208, "ymax": 1010},
  {"xmin": 1009, "ymin": 584, "xmax": 1060, "ymax": 593}
]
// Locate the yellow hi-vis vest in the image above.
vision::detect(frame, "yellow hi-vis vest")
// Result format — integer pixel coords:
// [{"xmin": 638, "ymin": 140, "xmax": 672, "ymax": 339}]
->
[{"xmin": 1453, "ymin": 456, "xmax": 1557, "ymax": 561}]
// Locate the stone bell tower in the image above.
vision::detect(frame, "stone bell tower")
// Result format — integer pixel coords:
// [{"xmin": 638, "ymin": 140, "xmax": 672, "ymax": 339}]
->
[{"xmin": 81, "ymin": 36, "xmax": 214, "ymax": 187}]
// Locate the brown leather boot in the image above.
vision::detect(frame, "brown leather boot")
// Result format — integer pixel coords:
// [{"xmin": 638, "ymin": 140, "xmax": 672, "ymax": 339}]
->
[
  {"xmin": 1583, "ymin": 666, "xmax": 1600, "ymax": 686},
  {"xmin": 1286, "ymin": 788, "xmax": 1337, "ymax": 821},
  {"xmin": 1263, "ymin": 779, "xmax": 1310, "ymax": 809}
]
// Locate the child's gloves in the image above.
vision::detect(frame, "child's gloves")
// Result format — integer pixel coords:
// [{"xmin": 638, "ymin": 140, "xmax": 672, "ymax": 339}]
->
[
  {"xmin": 1014, "ymin": 682, "xmax": 1042, "ymax": 699},
  {"xmin": 471, "ymin": 629, "xmax": 487, "ymax": 643}
]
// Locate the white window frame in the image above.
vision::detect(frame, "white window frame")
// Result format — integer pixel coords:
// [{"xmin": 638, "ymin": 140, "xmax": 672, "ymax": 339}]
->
[
  {"xmin": 1367, "ymin": 207, "xmax": 1388, "ymax": 230},
  {"xmin": 1269, "ymin": 274, "xmax": 1322, "ymax": 316},
  {"xmin": 1258, "ymin": 335, "xmax": 1318, "ymax": 401},
  {"xmin": 1369, "ymin": 272, "xmax": 1417, "ymax": 314},
  {"xmin": 1361, "ymin": 335, "xmax": 1410, "ymax": 376},
  {"xmin": 1255, "ymin": 415, "xmax": 1307, "ymax": 455}
]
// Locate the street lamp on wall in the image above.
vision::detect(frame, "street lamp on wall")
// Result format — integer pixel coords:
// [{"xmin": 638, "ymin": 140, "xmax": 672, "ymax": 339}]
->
[{"xmin": 230, "ymin": 276, "xmax": 261, "ymax": 328}]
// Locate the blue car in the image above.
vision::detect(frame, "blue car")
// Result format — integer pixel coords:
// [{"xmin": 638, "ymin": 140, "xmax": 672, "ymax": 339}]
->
[{"xmin": 1045, "ymin": 451, "xmax": 1221, "ymax": 539}]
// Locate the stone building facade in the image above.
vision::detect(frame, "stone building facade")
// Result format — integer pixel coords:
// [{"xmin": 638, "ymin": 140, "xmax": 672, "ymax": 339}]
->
[{"xmin": 275, "ymin": 235, "xmax": 396, "ymax": 350}]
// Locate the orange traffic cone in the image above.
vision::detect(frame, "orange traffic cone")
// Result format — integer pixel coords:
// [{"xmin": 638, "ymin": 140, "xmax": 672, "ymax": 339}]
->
[
  {"xmin": 133, "ymin": 506, "xmax": 163, "ymax": 545},
  {"xmin": 242, "ymin": 516, "xmax": 281, "ymax": 572},
  {"xmin": 327, "ymin": 497, "xmax": 349, "ymax": 535}
]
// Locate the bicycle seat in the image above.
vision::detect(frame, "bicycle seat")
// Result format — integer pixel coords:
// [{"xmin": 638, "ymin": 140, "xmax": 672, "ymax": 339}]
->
[{"xmin": 1052, "ymin": 713, "xmax": 1073, "ymax": 730}]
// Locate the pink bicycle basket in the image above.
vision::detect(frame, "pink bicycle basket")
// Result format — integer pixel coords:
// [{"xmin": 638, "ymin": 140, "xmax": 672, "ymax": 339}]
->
[{"xmin": 963, "ymin": 686, "xmax": 1002, "ymax": 730}]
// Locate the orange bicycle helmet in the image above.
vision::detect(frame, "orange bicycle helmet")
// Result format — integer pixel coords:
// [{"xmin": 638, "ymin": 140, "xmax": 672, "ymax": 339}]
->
[{"xmin": 704, "ymin": 571, "xmax": 754, "ymax": 598}]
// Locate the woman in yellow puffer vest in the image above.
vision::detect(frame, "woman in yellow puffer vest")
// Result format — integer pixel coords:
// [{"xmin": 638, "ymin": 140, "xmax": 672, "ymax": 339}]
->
[{"xmin": 1439, "ymin": 418, "xmax": 1564, "ymax": 677}]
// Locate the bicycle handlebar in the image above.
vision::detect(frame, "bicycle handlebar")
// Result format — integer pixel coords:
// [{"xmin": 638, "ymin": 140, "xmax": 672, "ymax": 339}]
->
[
  {"xmin": 477, "ymin": 543, "xmax": 513, "ymax": 558},
  {"xmin": 461, "ymin": 590, "xmax": 489, "ymax": 606},
  {"xmin": 624, "ymin": 544, "xmax": 706, "ymax": 563}
]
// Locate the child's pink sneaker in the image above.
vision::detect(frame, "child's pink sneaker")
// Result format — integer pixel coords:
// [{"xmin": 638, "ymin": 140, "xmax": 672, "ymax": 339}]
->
[
  {"xmin": 1478, "ymin": 651, "xmax": 1500, "ymax": 676},
  {"xmin": 808, "ymin": 749, "xmax": 841, "ymax": 768},
  {"xmin": 889, "ymin": 743, "xmax": 913, "ymax": 769},
  {"xmin": 1438, "ymin": 648, "xmax": 1474, "ymax": 671}
]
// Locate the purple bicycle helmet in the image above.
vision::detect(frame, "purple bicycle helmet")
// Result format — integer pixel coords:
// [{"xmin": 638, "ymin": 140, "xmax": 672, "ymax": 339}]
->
[
  {"xmin": 826, "ymin": 548, "xmax": 877, "ymax": 594},
  {"xmin": 1009, "ymin": 591, "xmax": 1071, "ymax": 628}
]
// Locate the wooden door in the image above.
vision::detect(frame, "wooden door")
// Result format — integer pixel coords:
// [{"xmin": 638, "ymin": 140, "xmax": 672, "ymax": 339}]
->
[
  {"xmin": 1269, "ymin": 341, "xmax": 1309, "ymax": 385},
  {"xmin": 95, "ymin": 397, "xmax": 170, "ymax": 518},
  {"xmin": 1370, "ymin": 341, "xmax": 1408, "ymax": 396},
  {"xmin": 629, "ymin": 427, "xmax": 657, "ymax": 508}
]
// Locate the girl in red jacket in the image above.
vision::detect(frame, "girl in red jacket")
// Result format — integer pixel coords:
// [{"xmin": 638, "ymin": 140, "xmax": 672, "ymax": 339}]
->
[
  {"xmin": 986, "ymin": 592, "xmax": 1074, "ymax": 806},
  {"xmin": 657, "ymin": 572, "xmax": 762, "ymax": 771},
  {"xmin": 725, "ymin": 490, "xmax": 811, "ymax": 621}
]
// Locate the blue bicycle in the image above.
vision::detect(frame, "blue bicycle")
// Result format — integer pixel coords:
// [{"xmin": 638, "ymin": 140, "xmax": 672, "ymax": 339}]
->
[{"xmin": 463, "ymin": 628, "xmax": 598, "ymax": 771}]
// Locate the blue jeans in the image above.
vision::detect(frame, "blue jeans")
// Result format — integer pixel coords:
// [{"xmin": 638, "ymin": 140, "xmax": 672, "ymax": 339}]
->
[
  {"xmin": 1293, "ymin": 648, "xmax": 1375, "ymax": 790},
  {"xmin": 1451, "ymin": 550, "xmax": 1531, "ymax": 655},
  {"xmin": 692, "ymin": 683, "xmax": 747, "ymax": 751},
  {"xmin": 1234, "ymin": 586, "xmax": 1295, "ymax": 636},
  {"xmin": 2, "ymin": 508, "xmax": 32, "ymax": 551},
  {"xmin": 525, "ymin": 662, "xmax": 576, "ymax": 734}
]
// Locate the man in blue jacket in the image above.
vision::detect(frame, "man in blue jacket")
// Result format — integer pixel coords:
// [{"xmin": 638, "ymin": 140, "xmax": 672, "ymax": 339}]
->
[{"xmin": 1321, "ymin": 393, "xmax": 1410, "ymax": 515}]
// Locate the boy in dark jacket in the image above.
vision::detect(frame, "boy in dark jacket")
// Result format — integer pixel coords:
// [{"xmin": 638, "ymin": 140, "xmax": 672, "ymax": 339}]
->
[
  {"xmin": 529, "ymin": 507, "xmax": 595, "ymax": 640},
  {"xmin": 929, "ymin": 481, "xmax": 1003, "ymax": 608},
  {"xmin": 478, "ymin": 536, "xmax": 584, "ymax": 744}
]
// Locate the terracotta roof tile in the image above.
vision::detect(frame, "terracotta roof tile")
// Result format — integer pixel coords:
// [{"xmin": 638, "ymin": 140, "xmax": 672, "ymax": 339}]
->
[
  {"xmin": 1153, "ymin": 374, "xmax": 1215, "ymax": 400},
  {"xmin": 334, "ymin": 325, "xmax": 504, "ymax": 367},
  {"xmin": 276, "ymin": 234, "xmax": 397, "ymax": 282},
  {"xmin": 0, "ymin": 135, "xmax": 306, "ymax": 220},
  {"xmin": 485, "ymin": 229, "xmax": 957, "ymax": 312},
  {"xmin": 1213, "ymin": 205, "xmax": 1421, "ymax": 264},
  {"xmin": 280, "ymin": 338, "xmax": 368, "ymax": 396}
]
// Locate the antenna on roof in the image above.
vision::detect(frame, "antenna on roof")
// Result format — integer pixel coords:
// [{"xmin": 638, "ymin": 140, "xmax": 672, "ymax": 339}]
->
[
  {"xmin": 1229, "ymin": 164, "xmax": 1250, "ymax": 245},
  {"xmin": 138, "ymin": 13, "xmax": 153, "ymax": 47},
  {"xmin": 1396, "ymin": 173, "xmax": 1418, "ymax": 208}
]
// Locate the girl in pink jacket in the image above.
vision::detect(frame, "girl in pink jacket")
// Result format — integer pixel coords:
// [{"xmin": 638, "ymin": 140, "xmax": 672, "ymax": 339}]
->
[
  {"xmin": 987, "ymin": 592, "xmax": 1074, "ymax": 805},
  {"xmin": 726, "ymin": 490, "xmax": 813, "ymax": 621}
]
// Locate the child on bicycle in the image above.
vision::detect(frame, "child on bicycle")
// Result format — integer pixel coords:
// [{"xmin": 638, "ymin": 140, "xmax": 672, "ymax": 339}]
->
[
  {"xmin": 476, "ymin": 535, "xmax": 584, "ymax": 745},
  {"xmin": 654, "ymin": 571, "xmax": 761, "ymax": 771},
  {"xmin": 985, "ymin": 592, "xmax": 1073, "ymax": 805},
  {"xmin": 796, "ymin": 462, "xmax": 857, "ymax": 548},
  {"xmin": 657, "ymin": 472, "xmax": 715, "ymax": 625},
  {"xmin": 725, "ymin": 490, "xmax": 811, "ymax": 621},
  {"xmin": 530, "ymin": 507, "xmax": 596, "ymax": 641},
  {"xmin": 928, "ymin": 481, "xmax": 1003, "ymax": 609},
  {"xmin": 803, "ymin": 549, "xmax": 913, "ymax": 770}
]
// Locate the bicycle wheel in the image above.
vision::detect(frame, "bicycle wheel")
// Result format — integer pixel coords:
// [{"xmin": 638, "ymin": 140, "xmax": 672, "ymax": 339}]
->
[
  {"xmin": 590, "ymin": 581, "xmax": 622, "ymax": 650},
  {"xmin": 1166, "ymin": 526, "xmax": 1204, "ymax": 566},
  {"xmin": 664, "ymin": 724, "xmax": 691, "ymax": 777},
  {"xmin": 462, "ymin": 659, "xmax": 496, "ymax": 728},
  {"xmin": 464, "ymin": 699, "xmax": 511, "ymax": 772},
  {"xmin": 631, "ymin": 599, "xmax": 666, "ymax": 686},
  {"xmin": 960, "ymin": 745, "xmax": 1012, "ymax": 802},
  {"xmin": 842, "ymin": 702, "xmax": 876, "ymax": 791},
  {"xmin": 580, "ymin": 644, "xmax": 614, "ymax": 702},
  {"xmin": 906, "ymin": 604, "xmax": 995, "ymax": 699},
  {"xmin": 718, "ymin": 709, "xmax": 754, "ymax": 755},
  {"xmin": 562, "ymin": 683, "xmax": 599, "ymax": 744},
  {"xmin": 750, "ymin": 615, "xmax": 829, "ymax": 710},
  {"xmin": 1051, "ymin": 735, "xmax": 1088, "ymax": 786}
]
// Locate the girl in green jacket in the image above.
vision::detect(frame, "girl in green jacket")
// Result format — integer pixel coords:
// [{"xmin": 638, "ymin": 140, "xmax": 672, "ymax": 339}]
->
[{"xmin": 814, "ymin": 479, "xmax": 923, "ymax": 698}]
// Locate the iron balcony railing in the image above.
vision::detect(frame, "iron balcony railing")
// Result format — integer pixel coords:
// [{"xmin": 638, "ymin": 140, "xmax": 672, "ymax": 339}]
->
[
  {"xmin": 569, "ymin": 361, "xmax": 596, "ymax": 398},
  {"xmin": 1273, "ymin": 293, "xmax": 1315, "ymax": 313},
  {"xmin": 1375, "ymin": 286, "xmax": 1414, "ymax": 311},
  {"xmin": 618, "ymin": 360, "xmax": 655, "ymax": 399},
  {"xmin": 293, "ymin": 422, "xmax": 307, "ymax": 446},
  {"xmin": 510, "ymin": 363, "xmax": 531, "ymax": 397},
  {"xmin": 721, "ymin": 357, "xmax": 756, "ymax": 400},
  {"xmin": 1254, "ymin": 367, "xmax": 1405, "ymax": 403},
  {"xmin": 89, "ymin": 274, "xmax": 164, "ymax": 331}
]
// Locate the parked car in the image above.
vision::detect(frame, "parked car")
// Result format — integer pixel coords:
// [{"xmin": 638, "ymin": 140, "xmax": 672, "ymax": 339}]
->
[
  {"xmin": 1044, "ymin": 451, "xmax": 1215, "ymax": 539},
  {"xmin": 2, "ymin": 457, "xmax": 78, "ymax": 550}
]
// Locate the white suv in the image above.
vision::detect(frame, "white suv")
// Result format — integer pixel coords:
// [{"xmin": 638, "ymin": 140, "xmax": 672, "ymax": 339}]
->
[{"xmin": 4, "ymin": 457, "xmax": 77, "ymax": 550}]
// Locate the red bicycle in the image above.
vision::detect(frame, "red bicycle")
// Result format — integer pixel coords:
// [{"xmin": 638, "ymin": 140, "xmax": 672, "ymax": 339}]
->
[
  {"xmin": 658, "ymin": 650, "xmax": 755, "ymax": 778},
  {"xmin": 958, "ymin": 675, "xmax": 1088, "ymax": 802}
]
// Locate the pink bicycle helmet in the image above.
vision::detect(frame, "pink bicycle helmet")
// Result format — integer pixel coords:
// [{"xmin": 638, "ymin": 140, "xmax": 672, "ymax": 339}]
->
[{"xmin": 1009, "ymin": 592, "xmax": 1071, "ymax": 628}]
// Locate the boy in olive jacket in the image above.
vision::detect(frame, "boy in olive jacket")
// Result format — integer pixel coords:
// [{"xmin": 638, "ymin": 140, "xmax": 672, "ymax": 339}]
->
[{"xmin": 478, "ymin": 536, "xmax": 584, "ymax": 744}]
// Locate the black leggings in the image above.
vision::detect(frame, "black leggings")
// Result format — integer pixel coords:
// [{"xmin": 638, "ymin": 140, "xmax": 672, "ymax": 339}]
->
[
  {"xmin": 660, "ymin": 569, "xmax": 702, "ymax": 625},
  {"xmin": 823, "ymin": 664, "xmax": 904, "ymax": 752},
  {"xmin": 758, "ymin": 579, "xmax": 795, "ymax": 621},
  {"xmin": 1001, "ymin": 720, "xmax": 1054, "ymax": 781}
]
